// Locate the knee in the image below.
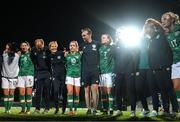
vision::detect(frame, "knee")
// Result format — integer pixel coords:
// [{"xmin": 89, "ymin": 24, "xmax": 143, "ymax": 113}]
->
[
  {"xmin": 3, "ymin": 90, "xmax": 9, "ymax": 96},
  {"xmin": 67, "ymin": 87, "xmax": 73, "ymax": 95},
  {"xmin": 92, "ymin": 84, "xmax": 98, "ymax": 91},
  {"xmin": 85, "ymin": 87, "xmax": 90, "ymax": 93},
  {"xmin": 9, "ymin": 90, "xmax": 15, "ymax": 96},
  {"xmin": 26, "ymin": 89, "xmax": 32, "ymax": 96},
  {"xmin": 173, "ymin": 85, "xmax": 180, "ymax": 91},
  {"xmin": 20, "ymin": 91, "xmax": 25, "ymax": 96}
]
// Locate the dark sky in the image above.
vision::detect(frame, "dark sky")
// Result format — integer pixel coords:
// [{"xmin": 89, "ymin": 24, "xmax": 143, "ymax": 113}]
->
[{"xmin": 0, "ymin": 0, "xmax": 180, "ymax": 51}]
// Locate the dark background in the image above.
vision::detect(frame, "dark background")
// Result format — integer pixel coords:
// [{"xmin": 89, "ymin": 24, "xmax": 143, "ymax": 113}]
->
[
  {"xmin": 0, "ymin": 0, "xmax": 180, "ymax": 52},
  {"xmin": 0, "ymin": 0, "xmax": 180, "ymax": 107}
]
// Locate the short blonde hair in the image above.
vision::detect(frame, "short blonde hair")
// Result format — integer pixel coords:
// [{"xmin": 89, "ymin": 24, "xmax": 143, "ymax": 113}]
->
[
  {"xmin": 34, "ymin": 38, "xmax": 44, "ymax": 46},
  {"xmin": 70, "ymin": 40, "xmax": 79, "ymax": 51},
  {"xmin": 49, "ymin": 41, "xmax": 58, "ymax": 49},
  {"xmin": 162, "ymin": 12, "xmax": 180, "ymax": 25}
]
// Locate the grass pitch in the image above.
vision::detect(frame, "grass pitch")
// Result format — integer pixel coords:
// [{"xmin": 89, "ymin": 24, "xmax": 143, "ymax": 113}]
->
[{"xmin": 0, "ymin": 107, "xmax": 179, "ymax": 121}]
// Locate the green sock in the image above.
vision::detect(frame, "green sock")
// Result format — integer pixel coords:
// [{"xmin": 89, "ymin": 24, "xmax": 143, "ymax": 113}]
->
[
  {"xmin": 176, "ymin": 91, "xmax": 180, "ymax": 99},
  {"xmin": 102, "ymin": 94, "xmax": 108, "ymax": 110},
  {"xmin": 67, "ymin": 94, "xmax": 73, "ymax": 111},
  {"xmin": 26, "ymin": 94, "xmax": 32, "ymax": 111},
  {"xmin": 74, "ymin": 95, "xmax": 79, "ymax": 111},
  {"xmin": 108, "ymin": 93, "xmax": 113, "ymax": 110},
  {"xmin": 8, "ymin": 94, "xmax": 14, "ymax": 111},
  {"xmin": 19, "ymin": 95, "xmax": 26, "ymax": 111},
  {"xmin": 4, "ymin": 95, "xmax": 9, "ymax": 111}
]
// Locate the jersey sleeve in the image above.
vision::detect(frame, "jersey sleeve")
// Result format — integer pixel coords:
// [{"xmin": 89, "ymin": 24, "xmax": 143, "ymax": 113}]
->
[
  {"xmin": 30, "ymin": 47, "xmax": 36, "ymax": 66},
  {"xmin": 96, "ymin": 40, "xmax": 101, "ymax": 49},
  {"xmin": 46, "ymin": 48, "xmax": 52, "ymax": 71},
  {"xmin": 61, "ymin": 51, "xmax": 66, "ymax": 65}
]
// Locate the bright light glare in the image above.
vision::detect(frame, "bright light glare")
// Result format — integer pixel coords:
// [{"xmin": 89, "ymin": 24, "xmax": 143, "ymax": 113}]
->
[{"xmin": 116, "ymin": 26, "xmax": 141, "ymax": 48}]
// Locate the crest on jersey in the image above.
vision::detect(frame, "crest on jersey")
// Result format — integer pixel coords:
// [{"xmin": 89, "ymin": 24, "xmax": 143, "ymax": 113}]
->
[
  {"xmin": 92, "ymin": 44, "xmax": 97, "ymax": 51},
  {"xmin": 136, "ymin": 72, "xmax": 140, "ymax": 76},
  {"xmin": 57, "ymin": 56, "xmax": 61, "ymax": 59},
  {"xmin": 43, "ymin": 55, "xmax": 46, "ymax": 59},
  {"xmin": 23, "ymin": 57, "xmax": 28, "ymax": 62},
  {"xmin": 71, "ymin": 58, "xmax": 76, "ymax": 64}
]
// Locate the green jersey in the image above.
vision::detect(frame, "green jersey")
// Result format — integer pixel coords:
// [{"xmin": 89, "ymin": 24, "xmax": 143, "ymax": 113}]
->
[
  {"xmin": 139, "ymin": 39, "xmax": 150, "ymax": 69},
  {"xmin": 166, "ymin": 24, "xmax": 180, "ymax": 64},
  {"xmin": 65, "ymin": 52, "xmax": 81, "ymax": 77},
  {"xmin": 18, "ymin": 51, "xmax": 34, "ymax": 76},
  {"xmin": 99, "ymin": 44, "xmax": 115, "ymax": 74}
]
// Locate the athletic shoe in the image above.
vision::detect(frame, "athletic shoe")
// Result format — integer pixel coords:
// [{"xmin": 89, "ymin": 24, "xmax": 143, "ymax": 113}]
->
[
  {"xmin": 113, "ymin": 110, "xmax": 123, "ymax": 116},
  {"xmin": 33, "ymin": 109, "xmax": 40, "ymax": 114},
  {"xmin": 108, "ymin": 110, "xmax": 113, "ymax": 115},
  {"xmin": 25, "ymin": 110, "xmax": 31, "ymax": 115},
  {"xmin": 62, "ymin": 107, "xmax": 66, "ymax": 115},
  {"xmin": 130, "ymin": 111, "xmax": 136, "ymax": 117},
  {"xmin": 54, "ymin": 109, "xmax": 59, "ymax": 115},
  {"xmin": 68, "ymin": 111, "xmax": 74, "ymax": 116},
  {"xmin": 140, "ymin": 110, "xmax": 150, "ymax": 117},
  {"xmin": 149, "ymin": 110, "xmax": 158, "ymax": 117},
  {"xmin": 74, "ymin": 110, "xmax": 78, "ymax": 115},
  {"xmin": 5, "ymin": 110, "xmax": 11, "ymax": 114},
  {"xmin": 92, "ymin": 110, "xmax": 98, "ymax": 115},
  {"xmin": 171, "ymin": 112, "xmax": 178, "ymax": 118},
  {"xmin": 19, "ymin": 110, "xmax": 26, "ymax": 114},
  {"xmin": 86, "ymin": 109, "xmax": 91, "ymax": 115}
]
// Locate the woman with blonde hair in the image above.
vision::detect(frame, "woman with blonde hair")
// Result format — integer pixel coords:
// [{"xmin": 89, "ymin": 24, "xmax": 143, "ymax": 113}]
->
[
  {"xmin": 31, "ymin": 38, "xmax": 51, "ymax": 114},
  {"xmin": 49, "ymin": 41, "xmax": 67, "ymax": 114},
  {"xmin": 65, "ymin": 40, "xmax": 81, "ymax": 115},
  {"xmin": 161, "ymin": 12, "xmax": 180, "ymax": 105}
]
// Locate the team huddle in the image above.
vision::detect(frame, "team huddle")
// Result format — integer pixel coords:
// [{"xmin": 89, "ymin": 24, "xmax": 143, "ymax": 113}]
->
[{"xmin": 0, "ymin": 12, "xmax": 180, "ymax": 118}]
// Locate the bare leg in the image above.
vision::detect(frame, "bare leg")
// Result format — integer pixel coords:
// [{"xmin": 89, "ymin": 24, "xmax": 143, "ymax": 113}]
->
[
  {"xmin": 85, "ymin": 86, "xmax": 91, "ymax": 110},
  {"xmin": 91, "ymin": 84, "xmax": 99, "ymax": 111}
]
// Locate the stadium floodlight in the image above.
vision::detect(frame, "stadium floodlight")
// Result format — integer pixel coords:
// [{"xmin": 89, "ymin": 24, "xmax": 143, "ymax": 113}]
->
[{"xmin": 116, "ymin": 26, "xmax": 142, "ymax": 48}]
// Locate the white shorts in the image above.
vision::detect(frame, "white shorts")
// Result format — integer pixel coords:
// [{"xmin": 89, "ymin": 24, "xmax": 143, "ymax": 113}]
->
[
  {"xmin": 65, "ymin": 76, "xmax": 81, "ymax": 87},
  {"xmin": 99, "ymin": 73, "xmax": 113, "ymax": 87},
  {"xmin": 171, "ymin": 61, "xmax": 180, "ymax": 79},
  {"xmin": 17, "ymin": 76, "xmax": 34, "ymax": 88},
  {"xmin": 2, "ymin": 77, "xmax": 17, "ymax": 89}
]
